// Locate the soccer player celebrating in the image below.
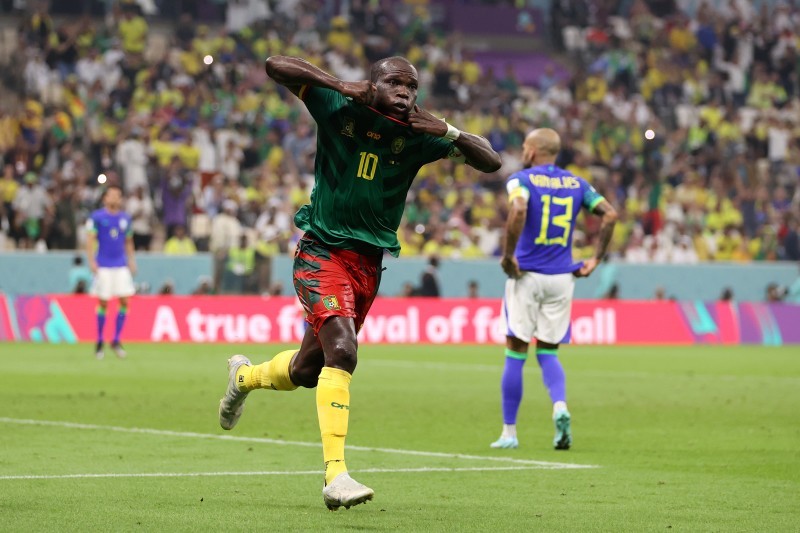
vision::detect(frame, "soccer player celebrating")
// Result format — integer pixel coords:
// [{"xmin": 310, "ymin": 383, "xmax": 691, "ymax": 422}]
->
[
  {"xmin": 86, "ymin": 185, "xmax": 137, "ymax": 359},
  {"xmin": 219, "ymin": 55, "xmax": 501, "ymax": 510},
  {"xmin": 490, "ymin": 129, "xmax": 617, "ymax": 451}
]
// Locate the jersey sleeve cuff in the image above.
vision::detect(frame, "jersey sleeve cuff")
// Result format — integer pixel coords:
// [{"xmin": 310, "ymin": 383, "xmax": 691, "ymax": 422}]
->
[
  {"xmin": 588, "ymin": 196, "xmax": 605, "ymax": 210},
  {"xmin": 298, "ymin": 85, "xmax": 310, "ymax": 101},
  {"xmin": 508, "ymin": 187, "xmax": 530, "ymax": 202}
]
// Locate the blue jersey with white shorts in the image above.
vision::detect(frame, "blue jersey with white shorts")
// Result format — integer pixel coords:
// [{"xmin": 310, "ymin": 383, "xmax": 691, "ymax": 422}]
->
[
  {"xmin": 506, "ymin": 164, "xmax": 605, "ymax": 274},
  {"xmin": 86, "ymin": 209, "xmax": 132, "ymax": 268}
]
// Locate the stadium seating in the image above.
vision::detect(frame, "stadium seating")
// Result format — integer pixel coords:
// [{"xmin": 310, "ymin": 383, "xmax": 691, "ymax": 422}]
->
[{"xmin": 0, "ymin": 0, "xmax": 798, "ymax": 266}]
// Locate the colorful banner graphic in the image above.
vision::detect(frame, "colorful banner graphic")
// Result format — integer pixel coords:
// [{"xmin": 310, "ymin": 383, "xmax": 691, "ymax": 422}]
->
[{"xmin": 0, "ymin": 295, "xmax": 798, "ymax": 345}]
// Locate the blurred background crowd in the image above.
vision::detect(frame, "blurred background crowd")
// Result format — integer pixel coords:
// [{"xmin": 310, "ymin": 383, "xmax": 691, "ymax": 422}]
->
[{"xmin": 0, "ymin": 0, "xmax": 798, "ymax": 295}]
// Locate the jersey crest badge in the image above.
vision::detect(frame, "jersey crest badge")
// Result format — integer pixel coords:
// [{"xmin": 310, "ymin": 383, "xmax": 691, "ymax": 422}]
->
[
  {"xmin": 322, "ymin": 295, "xmax": 341, "ymax": 311},
  {"xmin": 391, "ymin": 137, "xmax": 405, "ymax": 154},
  {"xmin": 341, "ymin": 117, "xmax": 355, "ymax": 137}
]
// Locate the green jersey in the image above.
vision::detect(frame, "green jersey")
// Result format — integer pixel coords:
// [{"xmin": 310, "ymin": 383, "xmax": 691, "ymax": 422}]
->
[{"xmin": 295, "ymin": 85, "xmax": 456, "ymax": 256}]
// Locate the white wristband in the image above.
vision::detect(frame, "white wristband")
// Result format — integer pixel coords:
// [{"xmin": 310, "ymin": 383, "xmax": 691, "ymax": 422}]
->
[{"xmin": 444, "ymin": 122, "xmax": 461, "ymax": 141}]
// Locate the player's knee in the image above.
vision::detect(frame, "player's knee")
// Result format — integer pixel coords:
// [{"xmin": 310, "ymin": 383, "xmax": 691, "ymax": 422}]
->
[
  {"xmin": 536, "ymin": 340, "xmax": 559, "ymax": 352},
  {"xmin": 507, "ymin": 336, "xmax": 529, "ymax": 353},
  {"xmin": 325, "ymin": 340, "xmax": 358, "ymax": 373}
]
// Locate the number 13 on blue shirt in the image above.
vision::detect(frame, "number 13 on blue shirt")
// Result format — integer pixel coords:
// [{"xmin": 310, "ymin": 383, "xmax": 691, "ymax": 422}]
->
[{"xmin": 506, "ymin": 165, "xmax": 605, "ymax": 275}]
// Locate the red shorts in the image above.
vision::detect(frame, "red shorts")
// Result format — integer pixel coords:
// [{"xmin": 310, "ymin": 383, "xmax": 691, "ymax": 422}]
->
[{"xmin": 293, "ymin": 234, "xmax": 383, "ymax": 334}]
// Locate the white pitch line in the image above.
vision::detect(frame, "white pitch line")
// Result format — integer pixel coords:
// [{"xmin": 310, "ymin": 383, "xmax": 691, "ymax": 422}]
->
[
  {"xmin": 0, "ymin": 465, "xmax": 556, "ymax": 481},
  {"xmin": 0, "ymin": 417, "xmax": 597, "ymax": 469}
]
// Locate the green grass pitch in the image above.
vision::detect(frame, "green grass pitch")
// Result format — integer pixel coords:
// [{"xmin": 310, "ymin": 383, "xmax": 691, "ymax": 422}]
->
[{"xmin": 1, "ymin": 342, "xmax": 798, "ymax": 532}]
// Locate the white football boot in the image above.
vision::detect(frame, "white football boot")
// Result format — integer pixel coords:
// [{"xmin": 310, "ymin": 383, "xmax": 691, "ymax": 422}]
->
[
  {"xmin": 322, "ymin": 473, "xmax": 374, "ymax": 511},
  {"xmin": 218, "ymin": 355, "xmax": 252, "ymax": 430}
]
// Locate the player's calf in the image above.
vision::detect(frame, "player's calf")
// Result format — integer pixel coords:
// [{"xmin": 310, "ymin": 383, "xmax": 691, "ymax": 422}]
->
[{"xmin": 289, "ymin": 356, "xmax": 323, "ymax": 388}]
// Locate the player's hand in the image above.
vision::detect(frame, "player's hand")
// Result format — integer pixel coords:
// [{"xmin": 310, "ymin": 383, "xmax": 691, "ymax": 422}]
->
[
  {"xmin": 89, "ymin": 260, "xmax": 98, "ymax": 275},
  {"xmin": 408, "ymin": 106, "xmax": 448, "ymax": 137},
  {"xmin": 340, "ymin": 80, "xmax": 376, "ymax": 105},
  {"xmin": 501, "ymin": 255, "xmax": 522, "ymax": 279},
  {"xmin": 575, "ymin": 258, "xmax": 599, "ymax": 278},
  {"xmin": 128, "ymin": 262, "xmax": 137, "ymax": 276}
]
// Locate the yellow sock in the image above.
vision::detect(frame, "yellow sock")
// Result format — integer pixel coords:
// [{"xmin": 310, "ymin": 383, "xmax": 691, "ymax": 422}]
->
[
  {"xmin": 316, "ymin": 366, "xmax": 352, "ymax": 485},
  {"xmin": 236, "ymin": 350, "xmax": 298, "ymax": 392}
]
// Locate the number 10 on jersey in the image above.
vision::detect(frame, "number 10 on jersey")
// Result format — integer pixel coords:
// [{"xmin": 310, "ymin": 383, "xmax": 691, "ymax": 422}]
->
[{"xmin": 357, "ymin": 152, "xmax": 378, "ymax": 181}]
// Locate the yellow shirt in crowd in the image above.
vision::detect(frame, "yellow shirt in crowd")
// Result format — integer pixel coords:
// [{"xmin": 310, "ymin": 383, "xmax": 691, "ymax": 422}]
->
[
  {"xmin": 0, "ymin": 178, "xmax": 19, "ymax": 203},
  {"xmin": 176, "ymin": 144, "xmax": 200, "ymax": 170},
  {"xmin": 119, "ymin": 15, "xmax": 148, "ymax": 54},
  {"xmin": 150, "ymin": 140, "xmax": 176, "ymax": 167},
  {"xmin": 566, "ymin": 163, "xmax": 592, "ymax": 184},
  {"xmin": 164, "ymin": 237, "xmax": 197, "ymax": 255}
]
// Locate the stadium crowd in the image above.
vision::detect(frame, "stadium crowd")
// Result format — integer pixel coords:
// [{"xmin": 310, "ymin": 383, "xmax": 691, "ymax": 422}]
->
[
  {"xmin": 0, "ymin": 0, "xmax": 798, "ymax": 293},
  {"xmin": 549, "ymin": 0, "xmax": 800, "ymax": 263}
]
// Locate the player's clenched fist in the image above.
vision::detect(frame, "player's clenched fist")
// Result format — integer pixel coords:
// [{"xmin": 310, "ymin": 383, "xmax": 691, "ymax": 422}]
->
[
  {"xmin": 340, "ymin": 80, "xmax": 376, "ymax": 105},
  {"xmin": 501, "ymin": 255, "xmax": 522, "ymax": 279},
  {"xmin": 408, "ymin": 105, "xmax": 448, "ymax": 137},
  {"xmin": 574, "ymin": 257, "xmax": 598, "ymax": 278}
]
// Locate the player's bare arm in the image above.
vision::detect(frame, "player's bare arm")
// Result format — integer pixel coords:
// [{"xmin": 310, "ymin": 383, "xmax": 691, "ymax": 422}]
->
[
  {"xmin": 408, "ymin": 105, "xmax": 502, "ymax": 173},
  {"xmin": 86, "ymin": 231, "xmax": 98, "ymax": 274},
  {"xmin": 576, "ymin": 200, "xmax": 617, "ymax": 278},
  {"xmin": 126, "ymin": 235, "xmax": 137, "ymax": 276},
  {"xmin": 265, "ymin": 55, "xmax": 375, "ymax": 103},
  {"xmin": 501, "ymin": 196, "xmax": 527, "ymax": 279}
]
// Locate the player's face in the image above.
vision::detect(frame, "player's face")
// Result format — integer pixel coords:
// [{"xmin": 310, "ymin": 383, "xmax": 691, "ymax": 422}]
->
[
  {"xmin": 104, "ymin": 188, "xmax": 123, "ymax": 211},
  {"xmin": 373, "ymin": 63, "xmax": 418, "ymax": 121},
  {"xmin": 522, "ymin": 142, "xmax": 536, "ymax": 167}
]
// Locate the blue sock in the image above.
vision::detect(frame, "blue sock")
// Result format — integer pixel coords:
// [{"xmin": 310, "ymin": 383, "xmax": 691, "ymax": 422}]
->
[
  {"xmin": 501, "ymin": 349, "xmax": 527, "ymax": 425},
  {"xmin": 536, "ymin": 349, "xmax": 566, "ymax": 405},
  {"xmin": 97, "ymin": 306, "xmax": 106, "ymax": 344},
  {"xmin": 113, "ymin": 305, "xmax": 127, "ymax": 344}
]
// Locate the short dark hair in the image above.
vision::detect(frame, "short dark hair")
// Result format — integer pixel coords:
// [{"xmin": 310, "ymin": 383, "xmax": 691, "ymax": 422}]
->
[
  {"xmin": 101, "ymin": 184, "xmax": 123, "ymax": 204},
  {"xmin": 370, "ymin": 56, "xmax": 414, "ymax": 83}
]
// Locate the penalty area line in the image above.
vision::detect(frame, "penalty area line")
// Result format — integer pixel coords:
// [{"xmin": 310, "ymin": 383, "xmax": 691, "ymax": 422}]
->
[
  {"xmin": 0, "ymin": 417, "xmax": 598, "ymax": 470},
  {"xmin": 0, "ymin": 465, "xmax": 570, "ymax": 481}
]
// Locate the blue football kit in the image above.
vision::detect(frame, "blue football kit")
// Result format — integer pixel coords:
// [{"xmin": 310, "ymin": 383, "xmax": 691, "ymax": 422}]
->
[
  {"xmin": 505, "ymin": 164, "xmax": 605, "ymax": 274},
  {"xmin": 86, "ymin": 209, "xmax": 132, "ymax": 267}
]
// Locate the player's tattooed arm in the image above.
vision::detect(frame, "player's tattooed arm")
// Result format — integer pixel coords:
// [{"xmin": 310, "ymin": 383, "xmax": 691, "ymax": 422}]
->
[
  {"xmin": 500, "ymin": 196, "xmax": 527, "ymax": 279},
  {"xmin": 592, "ymin": 200, "xmax": 618, "ymax": 260},
  {"xmin": 576, "ymin": 200, "xmax": 618, "ymax": 278},
  {"xmin": 265, "ymin": 55, "xmax": 376, "ymax": 104},
  {"xmin": 408, "ymin": 106, "xmax": 502, "ymax": 173}
]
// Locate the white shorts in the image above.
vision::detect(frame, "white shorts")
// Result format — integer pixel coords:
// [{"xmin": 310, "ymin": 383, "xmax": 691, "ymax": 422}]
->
[
  {"xmin": 501, "ymin": 271, "xmax": 575, "ymax": 344},
  {"xmin": 91, "ymin": 267, "xmax": 135, "ymax": 301}
]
